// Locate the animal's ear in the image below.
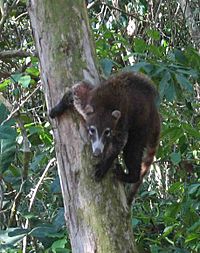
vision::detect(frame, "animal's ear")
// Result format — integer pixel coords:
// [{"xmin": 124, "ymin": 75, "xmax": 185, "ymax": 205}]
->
[
  {"xmin": 85, "ymin": 104, "xmax": 94, "ymax": 114},
  {"xmin": 72, "ymin": 81, "xmax": 94, "ymax": 119},
  {"xmin": 112, "ymin": 110, "xmax": 121, "ymax": 121}
]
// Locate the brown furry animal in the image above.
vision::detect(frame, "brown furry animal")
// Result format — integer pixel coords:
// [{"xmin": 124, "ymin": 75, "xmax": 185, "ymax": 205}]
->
[{"xmin": 50, "ymin": 72, "xmax": 161, "ymax": 200}]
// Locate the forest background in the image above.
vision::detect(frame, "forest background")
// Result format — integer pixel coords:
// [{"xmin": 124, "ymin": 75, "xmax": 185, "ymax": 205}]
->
[{"xmin": 0, "ymin": 0, "xmax": 199, "ymax": 252}]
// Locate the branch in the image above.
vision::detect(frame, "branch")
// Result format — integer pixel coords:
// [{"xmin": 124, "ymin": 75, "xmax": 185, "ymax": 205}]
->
[
  {"xmin": 0, "ymin": 0, "xmax": 20, "ymax": 32},
  {"xmin": 22, "ymin": 158, "xmax": 56, "ymax": 253},
  {"xmin": 0, "ymin": 49, "xmax": 37, "ymax": 59},
  {"xmin": 102, "ymin": 1, "xmax": 146, "ymax": 21},
  {"xmin": 1, "ymin": 83, "xmax": 41, "ymax": 125},
  {"xmin": 87, "ymin": 0, "xmax": 99, "ymax": 9}
]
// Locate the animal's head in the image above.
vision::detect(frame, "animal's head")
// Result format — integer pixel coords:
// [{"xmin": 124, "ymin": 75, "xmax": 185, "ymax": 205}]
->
[{"xmin": 73, "ymin": 81, "xmax": 121, "ymax": 157}]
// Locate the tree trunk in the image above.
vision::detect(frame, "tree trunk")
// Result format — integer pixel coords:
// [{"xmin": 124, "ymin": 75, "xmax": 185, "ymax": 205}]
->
[
  {"xmin": 28, "ymin": 1, "xmax": 137, "ymax": 253},
  {"xmin": 179, "ymin": 0, "xmax": 200, "ymax": 50}
]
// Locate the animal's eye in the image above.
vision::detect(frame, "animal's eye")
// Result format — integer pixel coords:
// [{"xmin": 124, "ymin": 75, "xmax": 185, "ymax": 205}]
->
[
  {"xmin": 104, "ymin": 128, "xmax": 111, "ymax": 137},
  {"xmin": 88, "ymin": 126, "xmax": 96, "ymax": 136}
]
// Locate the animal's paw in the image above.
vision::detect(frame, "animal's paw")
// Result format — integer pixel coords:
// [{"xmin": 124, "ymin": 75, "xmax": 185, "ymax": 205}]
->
[
  {"xmin": 94, "ymin": 163, "xmax": 106, "ymax": 182},
  {"xmin": 113, "ymin": 164, "xmax": 125, "ymax": 180}
]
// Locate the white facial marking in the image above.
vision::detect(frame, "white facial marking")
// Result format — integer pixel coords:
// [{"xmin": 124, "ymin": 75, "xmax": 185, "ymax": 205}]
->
[{"xmin": 89, "ymin": 125, "xmax": 104, "ymax": 154}]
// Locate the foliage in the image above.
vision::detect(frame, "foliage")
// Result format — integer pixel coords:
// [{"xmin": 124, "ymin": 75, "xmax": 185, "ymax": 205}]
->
[{"xmin": 0, "ymin": 0, "xmax": 199, "ymax": 252}]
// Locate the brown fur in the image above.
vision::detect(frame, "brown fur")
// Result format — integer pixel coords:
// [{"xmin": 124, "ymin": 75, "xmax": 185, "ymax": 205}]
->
[{"xmin": 50, "ymin": 72, "xmax": 161, "ymax": 203}]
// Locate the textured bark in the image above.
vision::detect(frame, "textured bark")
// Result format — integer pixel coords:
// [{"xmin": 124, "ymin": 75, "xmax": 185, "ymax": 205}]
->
[
  {"xmin": 28, "ymin": 1, "xmax": 137, "ymax": 253},
  {"xmin": 179, "ymin": 0, "xmax": 200, "ymax": 50}
]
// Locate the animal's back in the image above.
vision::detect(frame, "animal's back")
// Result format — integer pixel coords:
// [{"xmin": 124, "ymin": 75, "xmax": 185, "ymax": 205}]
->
[
  {"xmin": 92, "ymin": 72, "xmax": 157, "ymax": 103},
  {"xmin": 90, "ymin": 72, "xmax": 158, "ymax": 128}
]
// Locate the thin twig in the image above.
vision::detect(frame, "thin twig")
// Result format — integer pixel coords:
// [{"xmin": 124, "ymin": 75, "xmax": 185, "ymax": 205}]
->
[
  {"xmin": 22, "ymin": 158, "xmax": 56, "ymax": 253},
  {"xmin": 87, "ymin": 0, "xmax": 99, "ymax": 9},
  {"xmin": 0, "ymin": 0, "xmax": 20, "ymax": 32},
  {"xmin": 29, "ymin": 158, "xmax": 56, "ymax": 211},
  {"xmin": 102, "ymin": 1, "xmax": 146, "ymax": 22},
  {"xmin": 1, "ymin": 83, "xmax": 41, "ymax": 125}
]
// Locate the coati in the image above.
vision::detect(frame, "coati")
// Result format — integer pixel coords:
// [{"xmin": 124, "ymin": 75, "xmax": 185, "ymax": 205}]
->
[{"xmin": 50, "ymin": 72, "xmax": 160, "ymax": 198}]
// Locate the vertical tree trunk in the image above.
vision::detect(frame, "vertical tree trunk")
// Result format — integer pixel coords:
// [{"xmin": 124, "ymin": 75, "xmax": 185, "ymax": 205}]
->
[
  {"xmin": 179, "ymin": 0, "xmax": 200, "ymax": 50},
  {"xmin": 28, "ymin": 1, "xmax": 137, "ymax": 252}
]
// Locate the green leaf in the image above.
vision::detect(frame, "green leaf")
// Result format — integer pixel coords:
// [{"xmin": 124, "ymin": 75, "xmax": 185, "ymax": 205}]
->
[
  {"xmin": 164, "ymin": 79, "xmax": 176, "ymax": 101},
  {"xmin": 26, "ymin": 67, "xmax": 40, "ymax": 77},
  {"xmin": 0, "ymin": 104, "xmax": 10, "ymax": 123},
  {"xmin": 150, "ymin": 245, "xmax": 159, "ymax": 253},
  {"xmin": 134, "ymin": 38, "xmax": 147, "ymax": 53},
  {"xmin": 174, "ymin": 49, "xmax": 187, "ymax": 64},
  {"xmin": 0, "ymin": 79, "xmax": 11, "ymax": 91},
  {"xmin": 187, "ymin": 220, "xmax": 200, "ymax": 233},
  {"xmin": 30, "ymin": 225, "xmax": 57, "ymax": 238},
  {"xmin": 185, "ymin": 233, "xmax": 199, "ymax": 243},
  {"xmin": 18, "ymin": 75, "xmax": 31, "ymax": 88},
  {"xmin": 100, "ymin": 58, "xmax": 113, "ymax": 77},
  {"xmin": 11, "ymin": 73, "xmax": 22, "ymax": 83},
  {"xmin": 182, "ymin": 124, "xmax": 200, "ymax": 138},
  {"xmin": 162, "ymin": 224, "xmax": 178, "ymax": 237},
  {"xmin": 170, "ymin": 152, "xmax": 181, "ymax": 165},
  {"xmin": 0, "ymin": 139, "xmax": 16, "ymax": 172},
  {"xmin": 51, "ymin": 238, "xmax": 68, "ymax": 251},
  {"xmin": 129, "ymin": 62, "xmax": 152, "ymax": 73},
  {"xmin": 132, "ymin": 218, "xmax": 141, "ymax": 228},
  {"xmin": 148, "ymin": 45, "xmax": 163, "ymax": 57},
  {"xmin": 53, "ymin": 208, "xmax": 65, "ymax": 231},
  {"xmin": 188, "ymin": 183, "xmax": 200, "ymax": 195},
  {"xmin": 0, "ymin": 228, "xmax": 25, "ymax": 247},
  {"xmin": 168, "ymin": 182, "xmax": 184, "ymax": 194},
  {"xmin": 0, "ymin": 125, "xmax": 17, "ymax": 140},
  {"xmin": 146, "ymin": 29, "xmax": 160, "ymax": 41},
  {"xmin": 8, "ymin": 228, "xmax": 30, "ymax": 237},
  {"xmin": 159, "ymin": 71, "xmax": 171, "ymax": 98},
  {"xmin": 175, "ymin": 74, "xmax": 193, "ymax": 92}
]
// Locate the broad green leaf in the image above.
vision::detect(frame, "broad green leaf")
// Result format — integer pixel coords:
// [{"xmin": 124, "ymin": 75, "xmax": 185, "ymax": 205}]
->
[
  {"xmin": 148, "ymin": 45, "xmax": 163, "ymax": 57},
  {"xmin": 175, "ymin": 74, "xmax": 193, "ymax": 92},
  {"xmin": 168, "ymin": 182, "xmax": 184, "ymax": 194},
  {"xmin": 134, "ymin": 38, "xmax": 147, "ymax": 53},
  {"xmin": 174, "ymin": 49, "xmax": 187, "ymax": 64},
  {"xmin": 51, "ymin": 238, "xmax": 68, "ymax": 251},
  {"xmin": 0, "ymin": 139, "xmax": 16, "ymax": 172},
  {"xmin": 0, "ymin": 79, "xmax": 11, "ymax": 91},
  {"xmin": 150, "ymin": 245, "xmax": 159, "ymax": 253},
  {"xmin": 164, "ymin": 79, "xmax": 176, "ymax": 101},
  {"xmin": 187, "ymin": 219, "xmax": 200, "ymax": 233},
  {"xmin": 18, "ymin": 75, "xmax": 31, "ymax": 88},
  {"xmin": 182, "ymin": 123, "xmax": 200, "ymax": 138},
  {"xmin": 0, "ymin": 228, "xmax": 25, "ymax": 246},
  {"xmin": 30, "ymin": 225, "xmax": 57, "ymax": 238},
  {"xmin": 0, "ymin": 104, "xmax": 10, "ymax": 123},
  {"xmin": 185, "ymin": 233, "xmax": 199, "ymax": 243},
  {"xmin": 0, "ymin": 125, "xmax": 17, "ymax": 140},
  {"xmin": 11, "ymin": 73, "xmax": 22, "ymax": 83},
  {"xmin": 162, "ymin": 224, "xmax": 178, "ymax": 237},
  {"xmin": 51, "ymin": 176, "xmax": 61, "ymax": 194},
  {"xmin": 130, "ymin": 62, "xmax": 152, "ymax": 73},
  {"xmin": 8, "ymin": 228, "xmax": 30, "ymax": 237},
  {"xmin": 161, "ymin": 127, "xmax": 183, "ymax": 143},
  {"xmin": 146, "ymin": 29, "xmax": 160, "ymax": 41},
  {"xmin": 170, "ymin": 152, "xmax": 181, "ymax": 165},
  {"xmin": 53, "ymin": 208, "xmax": 65, "ymax": 231},
  {"xmin": 159, "ymin": 71, "xmax": 171, "ymax": 98},
  {"xmin": 132, "ymin": 218, "xmax": 141, "ymax": 228},
  {"xmin": 26, "ymin": 67, "xmax": 40, "ymax": 77},
  {"xmin": 188, "ymin": 183, "xmax": 200, "ymax": 195},
  {"xmin": 100, "ymin": 58, "xmax": 113, "ymax": 77}
]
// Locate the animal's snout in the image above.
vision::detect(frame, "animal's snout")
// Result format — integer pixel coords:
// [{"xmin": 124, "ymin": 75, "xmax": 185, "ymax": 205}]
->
[{"xmin": 93, "ymin": 148, "xmax": 102, "ymax": 157}]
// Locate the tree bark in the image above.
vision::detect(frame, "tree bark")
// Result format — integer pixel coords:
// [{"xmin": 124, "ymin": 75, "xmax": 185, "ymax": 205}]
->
[
  {"xmin": 28, "ymin": 1, "xmax": 137, "ymax": 253},
  {"xmin": 179, "ymin": 0, "xmax": 200, "ymax": 50}
]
